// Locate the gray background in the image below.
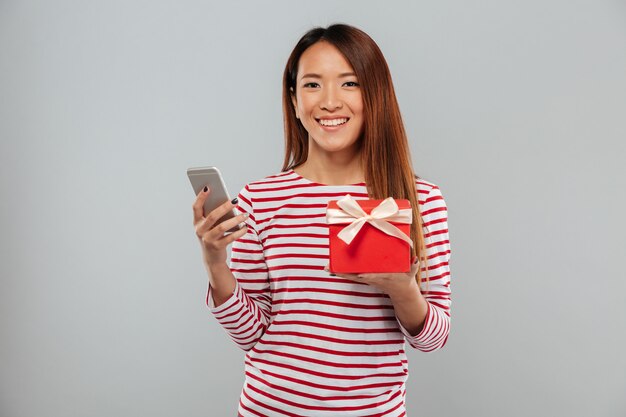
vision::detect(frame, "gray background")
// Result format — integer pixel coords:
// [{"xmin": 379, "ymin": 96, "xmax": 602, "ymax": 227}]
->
[{"xmin": 1, "ymin": 0, "xmax": 625, "ymax": 416}]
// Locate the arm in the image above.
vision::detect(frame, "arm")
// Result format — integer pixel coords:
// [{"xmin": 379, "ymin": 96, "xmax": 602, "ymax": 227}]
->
[
  {"xmin": 338, "ymin": 186, "xmax": 452, "ymax": 351},
  {"xmin": 194, "ymin": 185, "xmax": 272, "ymax": 352},
  {"xmin": 395, "ymin": 185, "xmax": 452, "ymax": 352},
  {"xmin": 387, "ymin": 277, "xmax": 429, "ymax": 336}
]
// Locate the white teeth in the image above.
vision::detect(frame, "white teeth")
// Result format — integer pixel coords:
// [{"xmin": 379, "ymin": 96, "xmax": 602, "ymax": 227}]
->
[{"xmin": 318, "ymin": 118, "xmax": 348, "ymax": 127}]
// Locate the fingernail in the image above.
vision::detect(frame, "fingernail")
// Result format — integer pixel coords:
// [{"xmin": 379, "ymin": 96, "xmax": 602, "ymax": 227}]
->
[
  {"xmin": 231, "ymin": 198, "xmax": 238, "ymax": 204},
  {"xmin": 203, "ymin": 186, "xmax": 208, "ymax": 192}
]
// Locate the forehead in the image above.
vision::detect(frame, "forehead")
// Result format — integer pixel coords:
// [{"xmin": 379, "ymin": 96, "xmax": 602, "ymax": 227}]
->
[{"xmin": 297, "ymin": 41, "xmax": 355, "ymax": 78}]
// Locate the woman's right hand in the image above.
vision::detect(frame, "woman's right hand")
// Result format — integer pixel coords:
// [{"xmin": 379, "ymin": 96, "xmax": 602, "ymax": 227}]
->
[{"xmin": 193, "ymin": 187, "xmax": 249, "ymax": 269}]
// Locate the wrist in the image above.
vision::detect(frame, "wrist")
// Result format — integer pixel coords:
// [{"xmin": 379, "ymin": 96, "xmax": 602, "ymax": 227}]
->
[
  {"xmin": 388, "ymin": 280, "xmax": 421, "ymax": 303},
  {"xmin": 207, "ymin": 261, "xmax": 230, "ymax": 276},
  {"xmin": 205, "ymin": 262, "xmax": 236, "ymax": 308}
]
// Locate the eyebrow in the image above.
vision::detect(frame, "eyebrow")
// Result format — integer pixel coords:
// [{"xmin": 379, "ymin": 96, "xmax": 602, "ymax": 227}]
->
[{"xmin": 300, "ymin": 72, "xmax": 356, "ymax": 79}]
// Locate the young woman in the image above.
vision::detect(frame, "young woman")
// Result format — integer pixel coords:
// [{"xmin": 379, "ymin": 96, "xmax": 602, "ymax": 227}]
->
[{"xmin": 192, "ymin": 24, "xmax": 451, "ymax": 417}]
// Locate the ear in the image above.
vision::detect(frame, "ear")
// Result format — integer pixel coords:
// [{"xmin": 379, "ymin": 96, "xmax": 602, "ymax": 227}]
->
[{"xmin": 290, "ymin": 87, "xmax": 299, "ymax": 119}]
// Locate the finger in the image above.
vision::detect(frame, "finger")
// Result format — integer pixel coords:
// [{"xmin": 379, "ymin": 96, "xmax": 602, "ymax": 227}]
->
[
  {"xmin": 356, "ymin": 273, "xmax": 376, "ymax": 280},
  {"xmin": 218, "ymin": 224, "xmax": 249, "ymax": 246},
  {"xmin": 201, "ymin": 197, "xmax": 240, "ymax": 231},
  {"xmin": 198, "ymin": 221, "xmax": 247, "ymax": 252},
  {"xmin": 334, "ymin": 272, "xmax": 361, "ymax": 280},
  {"xmin": 192, "ymin": 186, "xmax": 210, "ymax": 224},
  {"xmin": 207, "ymin": 212, "xmax": 249, "ymax": 237},
  {"xmin": 198, "ymin": 208, "xmax": 245, "ymax": 240}
]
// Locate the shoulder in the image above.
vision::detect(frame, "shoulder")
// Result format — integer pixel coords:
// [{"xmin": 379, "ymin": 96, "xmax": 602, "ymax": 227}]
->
[
  {"xmin": 237, "ymin": 169, "xmax": 305, "ymax": 204},
  {"xmin": 234, "ymin": 171, "xmax": 300, "ymax": 227},
  {"xmin": 414, "ymin": 176, "xmax": 444, "ymax": 202},
  {"xmin": 243, "ymin": 170, "xmax": 300, "ymax": 192}
]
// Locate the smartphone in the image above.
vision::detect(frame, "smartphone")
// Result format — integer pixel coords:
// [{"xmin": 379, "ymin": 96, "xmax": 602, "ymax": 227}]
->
[{"xmin": 187, "ymin": 166, "xmax": 243, "ymax": 234}]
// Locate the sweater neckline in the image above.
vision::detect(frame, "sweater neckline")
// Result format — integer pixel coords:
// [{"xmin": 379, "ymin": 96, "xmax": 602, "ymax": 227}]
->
[{"xmin": 288, "ymin": 169, "xmax": 367, "ymax": 187}]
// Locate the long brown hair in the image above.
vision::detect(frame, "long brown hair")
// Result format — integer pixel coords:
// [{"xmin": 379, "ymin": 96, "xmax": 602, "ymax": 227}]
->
[{"xmin": 282, "ymin": 24, "xmax": 428, "ymax": 285}]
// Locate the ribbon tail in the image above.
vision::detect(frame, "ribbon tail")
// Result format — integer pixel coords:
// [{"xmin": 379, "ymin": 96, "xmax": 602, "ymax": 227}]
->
[
  {"xmin": 337, "ymin": 219, "xmax": 367, "ymax": 245},
  {"xmin": 370, "ymin": 219, "xmax": 414, "ymax": 247}
]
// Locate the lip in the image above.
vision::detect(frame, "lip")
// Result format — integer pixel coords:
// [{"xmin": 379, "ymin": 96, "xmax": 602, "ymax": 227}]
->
[
  {"xmin": 316, "ymin": 116, "xmax": 350, "ymax": 120},
  {"xmin": 315, "ymin": 116, "xmax": 350, "ymax": 131}
]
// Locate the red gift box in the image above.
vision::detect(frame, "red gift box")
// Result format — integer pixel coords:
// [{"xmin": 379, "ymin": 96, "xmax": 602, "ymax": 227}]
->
[{"xmin": 326, "ymin": 196, "xmax": 412, "ymax": 274}]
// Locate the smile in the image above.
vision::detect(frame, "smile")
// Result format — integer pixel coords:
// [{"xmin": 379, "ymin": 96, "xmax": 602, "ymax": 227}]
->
[{"xmin": 316, "ymin": 117, "xmax": 349, "ymax": 127}]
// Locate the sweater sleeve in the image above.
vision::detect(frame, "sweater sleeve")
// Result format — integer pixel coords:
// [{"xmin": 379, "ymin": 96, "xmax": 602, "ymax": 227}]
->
[
  {"xmin": 206, "ymin": 185, "xmax": 272, "ymax": 352},
  {"xmin": 397, "ymin": 185, "xmax": 452, "ymax": 352}
]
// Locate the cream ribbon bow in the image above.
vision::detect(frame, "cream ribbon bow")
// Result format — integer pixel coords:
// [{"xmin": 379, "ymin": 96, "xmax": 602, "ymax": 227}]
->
[{"xmin": 326, "ymin": 194, "xmax": 413, "ymax": 247}]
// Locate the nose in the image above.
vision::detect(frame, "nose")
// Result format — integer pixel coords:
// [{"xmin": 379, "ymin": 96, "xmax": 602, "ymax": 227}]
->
[{"xmin": 320, "ymin": 85, "xmax": 343, "ymax": 111}]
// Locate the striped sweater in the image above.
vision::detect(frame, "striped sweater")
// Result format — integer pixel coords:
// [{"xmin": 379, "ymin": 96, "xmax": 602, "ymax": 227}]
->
[{"xmin": 207, "ymin": 169, "xmax": 452, "ymax": 416}]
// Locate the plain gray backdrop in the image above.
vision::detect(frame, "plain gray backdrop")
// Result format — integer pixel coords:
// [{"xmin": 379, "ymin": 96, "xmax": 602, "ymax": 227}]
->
[{"xmin": 1, "ymin": 1, "xmax": 625, "ymax": 416}]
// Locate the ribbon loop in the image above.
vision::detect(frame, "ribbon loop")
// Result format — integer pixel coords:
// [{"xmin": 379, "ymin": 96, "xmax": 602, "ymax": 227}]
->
[{"xmin": 326, "ymin": 195, "xmax": 413, "ymax": 247}]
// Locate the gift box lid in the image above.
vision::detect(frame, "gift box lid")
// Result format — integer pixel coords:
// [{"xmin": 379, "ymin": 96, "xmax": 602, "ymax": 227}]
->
[{"xmin": 327, "ymin": 198, "xmax": 411, "ymax": 220}]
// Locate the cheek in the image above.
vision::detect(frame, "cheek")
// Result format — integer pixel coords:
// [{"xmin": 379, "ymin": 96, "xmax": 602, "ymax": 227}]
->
[
  {"xmin": 299, "ymin": 96, "xmax": 316, "ymax": 115},
  {"xmin": 353, "ymin": 101, "xmax": 364, "ymax": 123},
  {"xmin": 351, "ymin": 96, "xmax": 364, "ymax": 119}
]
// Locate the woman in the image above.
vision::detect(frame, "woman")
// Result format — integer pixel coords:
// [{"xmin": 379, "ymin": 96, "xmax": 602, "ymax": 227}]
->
[{"xmin": 192, "ymin": 24, "xmax": 451, "ymax": 416}]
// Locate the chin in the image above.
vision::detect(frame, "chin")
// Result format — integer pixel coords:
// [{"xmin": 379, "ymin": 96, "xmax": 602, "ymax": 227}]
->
[{"xmin": 318, "ymin": 141, "xmax": 360, "ymax": 155}]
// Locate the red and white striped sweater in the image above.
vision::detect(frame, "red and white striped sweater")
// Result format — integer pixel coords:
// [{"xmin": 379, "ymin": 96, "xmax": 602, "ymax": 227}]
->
[{"xmin": 207, "ymin": 169, "xmax": 452, "ymax": 416}]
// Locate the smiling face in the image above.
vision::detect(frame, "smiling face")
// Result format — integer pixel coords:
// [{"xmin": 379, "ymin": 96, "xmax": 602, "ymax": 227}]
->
[{"xmin": 291, "ymin": 41, "xmax": 365, "ymax": 157}]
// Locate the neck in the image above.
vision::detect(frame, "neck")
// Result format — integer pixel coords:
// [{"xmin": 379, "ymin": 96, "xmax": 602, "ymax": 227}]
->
[{"xmin": 294, "ymin": 141, "xmax": 365, "ymax": 186}]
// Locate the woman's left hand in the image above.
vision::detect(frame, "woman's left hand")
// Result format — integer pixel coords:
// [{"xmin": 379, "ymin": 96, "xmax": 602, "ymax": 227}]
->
[{"xmin": 327, "ymin": 261, "xmax": 421, "ymax": 301}]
